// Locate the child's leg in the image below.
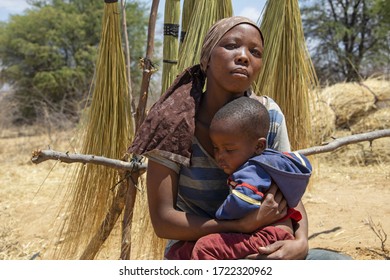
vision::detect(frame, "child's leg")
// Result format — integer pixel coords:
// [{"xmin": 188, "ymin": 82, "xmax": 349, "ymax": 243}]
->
[
  {"xmin": 192, "ymin": 232, "xmax": 262, "ymax": 260},
  {"xmin": 191, "ymin": 226, "xmax": 294, "ymax": 260},
  {"xmin": 164, "ymin": 240, "xmax": 196, "ymax": 260}
]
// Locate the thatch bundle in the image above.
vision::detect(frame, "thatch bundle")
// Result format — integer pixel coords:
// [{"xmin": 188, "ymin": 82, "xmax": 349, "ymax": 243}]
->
[
  {"xmin": 321, "ymin": 82, "xmax": 376, "ymax": 128},
  {"xmin": 129, "ymin": 175, "xmax": 166, "ymax": 259},
  {"xmin": 180, "ymin": 0, "xmax": 195, "ymax": 48},
  {"xmin": 161, "ymin": 0, "xmax": 181, "ymax": 94},
  {"xmin": 56, "ymin": 1, "xmax": 132, "ymax": 259},
  {"xmin": 254, "ymin": 0, "xmax": 317, "ymax": 151},
  {"xmin": 177, "ymin": 0, "xmax": 233, "ymax": 73}
]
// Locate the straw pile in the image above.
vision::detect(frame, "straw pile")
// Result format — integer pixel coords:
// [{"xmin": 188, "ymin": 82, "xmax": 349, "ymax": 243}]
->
[
  {"xmin": 55, "ymin": 1, "xmax": 132, "ymax": 259},
  {"xmin": 321, "ymin": 82, "xmax": 376, "ymax": 128},
  {"xmin": 361, "ymin": 77, "xmax": 390, "ymax": 109}
]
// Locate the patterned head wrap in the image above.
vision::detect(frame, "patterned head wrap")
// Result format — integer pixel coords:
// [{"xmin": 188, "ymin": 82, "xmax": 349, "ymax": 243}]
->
[{"xmin": 200, "ymin": 16, "xmax": 264, "ymax": 74}]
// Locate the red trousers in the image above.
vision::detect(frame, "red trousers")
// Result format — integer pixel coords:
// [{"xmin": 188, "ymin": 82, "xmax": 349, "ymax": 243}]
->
[{"xmin": 165, "ymin": 226, "xmax": 294, "ymax": 260}]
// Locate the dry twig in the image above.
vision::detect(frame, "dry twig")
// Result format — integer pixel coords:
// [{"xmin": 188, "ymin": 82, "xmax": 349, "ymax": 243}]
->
[{"xmin": 297, "ymin": 129, "xmax": 390, "ymax": 156}]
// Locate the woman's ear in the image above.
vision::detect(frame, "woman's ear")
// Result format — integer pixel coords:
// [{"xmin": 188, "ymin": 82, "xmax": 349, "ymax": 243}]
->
[{"xmin": 255, "ymin": 137, "xmax": 267, "ymax": 155}]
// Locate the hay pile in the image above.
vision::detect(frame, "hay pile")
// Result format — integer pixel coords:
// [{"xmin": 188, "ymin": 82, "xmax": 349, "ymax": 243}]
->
[
  {"xmin": 311, "ymin": 77, "xmax": 390, "ymax": 165},
  {"xmin": 320, "ymin": 82, "xmax": 376, "ymax": 128},
  {"xmin": 362, "ymin": 77, "xmax": 390, "ymax": 108}
]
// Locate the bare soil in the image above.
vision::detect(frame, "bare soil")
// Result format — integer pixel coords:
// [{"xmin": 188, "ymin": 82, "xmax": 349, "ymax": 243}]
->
[{"xmin": 1, "ymin": 128, "xmax": 389, "ymax": 260}]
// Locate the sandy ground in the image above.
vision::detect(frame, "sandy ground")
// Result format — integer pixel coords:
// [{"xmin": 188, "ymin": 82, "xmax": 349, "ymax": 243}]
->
[{"xmin": 1, "ymin": 128, "xmax": 389, "ymax": 260}]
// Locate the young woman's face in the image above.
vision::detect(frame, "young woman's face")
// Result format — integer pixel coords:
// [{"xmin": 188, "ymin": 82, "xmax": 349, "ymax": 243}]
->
[{"xmin": 207, "ymin": 24, "xmax": 264, "ymax": 94}]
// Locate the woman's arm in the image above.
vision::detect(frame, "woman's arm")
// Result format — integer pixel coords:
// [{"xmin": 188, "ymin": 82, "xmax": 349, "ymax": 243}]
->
[
  {"xmin": 147, "ymin": 159, "xmax": 234, "ymax": 240},
  {"xmin": 147, "ymin": 160, "xmax": 286, "ymax": 240}
]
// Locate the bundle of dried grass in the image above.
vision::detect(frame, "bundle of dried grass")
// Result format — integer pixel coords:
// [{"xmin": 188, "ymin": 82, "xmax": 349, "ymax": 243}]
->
[
  {"xmin": 161, "ymin": 0, "xmax": 181, "ymax": 94},
  {"xmin": 130, "ymin": 175, "xmax": 166, "ymax": 259},
  {"xmin": 56, "ymin": 0, "xmax": 132, "ymax": 259},
  {"xmin": 180, "ymin": 0, "xmax": 195, "ymax": 48},
  {"xmin": 177, "ymin": 0, "xmax": 233, "ymax": 73},
  {"xmin": 321, "ymin": 82, "xmax": 376, "ymax": 128},
  {"xmin": 254, "ymin": 0, "xmax": 317, "ymax": 151}
]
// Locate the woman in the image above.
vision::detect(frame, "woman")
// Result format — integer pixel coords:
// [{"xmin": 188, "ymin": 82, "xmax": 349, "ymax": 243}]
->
[{"xmin": 129, "ymin": 16, "xmax": 350, "ymax": 260}]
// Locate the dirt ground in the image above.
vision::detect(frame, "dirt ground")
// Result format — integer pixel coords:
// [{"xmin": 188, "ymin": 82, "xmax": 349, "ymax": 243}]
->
[{"xmin": 1, "ymin": 127, "xmax": 389, "ymax": 260}]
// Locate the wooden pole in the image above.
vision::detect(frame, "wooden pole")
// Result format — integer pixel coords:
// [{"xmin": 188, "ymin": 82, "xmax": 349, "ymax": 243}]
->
[{"xmin": 135, "ymin": 0, "xmax": 160, "ymax": 130}]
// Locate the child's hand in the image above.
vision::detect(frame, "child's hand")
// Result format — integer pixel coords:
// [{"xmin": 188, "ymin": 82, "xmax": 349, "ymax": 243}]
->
[{"xmin": 237, "ymin": 184, "xmax": 287, "ymax": 233}]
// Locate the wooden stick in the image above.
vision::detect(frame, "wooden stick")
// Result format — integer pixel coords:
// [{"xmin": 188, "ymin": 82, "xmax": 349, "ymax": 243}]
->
[
  {"xmin": 135, "ymin": 0, "xmax": 160, "ymax": 130},
  {"xmin": 120, "ymin": 171, "xmax": 139, "ymax": 260},
  {"xmin": 31, "ymin": 149, "xmax": 147, "ymax": 172},
  {"xmin": 297, "ymin": 129, "xmax": 390, "ymax": 156}
]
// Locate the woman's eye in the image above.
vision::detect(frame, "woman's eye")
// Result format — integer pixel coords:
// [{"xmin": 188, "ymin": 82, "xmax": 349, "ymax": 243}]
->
[
  {"xmin": 251, "ymin": 49, "xmax": 262, "ymax": 58},
  {"xmin": 224, "ymin": 43, "xmax": 237, "ymax": 50}
]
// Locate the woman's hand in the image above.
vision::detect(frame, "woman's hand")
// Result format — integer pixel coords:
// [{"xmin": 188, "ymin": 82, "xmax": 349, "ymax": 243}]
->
[
  {"xmin": 237, "ymin": 183, "xmax": 288, "ymax": 233},
  {"xmin": 246, "ymin": 200, "xmax": 309, "ymax": 260},
  {"xmin": 246, "ymin": 237, "xmax": 308, "ymax": 260}
]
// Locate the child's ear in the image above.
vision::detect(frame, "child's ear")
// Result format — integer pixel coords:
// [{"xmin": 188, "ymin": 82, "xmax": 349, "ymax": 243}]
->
[{"xmin": 255, "ymin": 138, "xmax": 267, "ymax": 155}]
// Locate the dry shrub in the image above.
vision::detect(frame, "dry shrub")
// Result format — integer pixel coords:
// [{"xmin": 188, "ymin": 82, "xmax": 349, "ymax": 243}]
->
[
  {"xmin": 310, "ymin": 89, "xmax": 336, "ymax": 145},
  {"xmin": 321, "ymin": 82, "xmax": 376, "ymax": 128}
]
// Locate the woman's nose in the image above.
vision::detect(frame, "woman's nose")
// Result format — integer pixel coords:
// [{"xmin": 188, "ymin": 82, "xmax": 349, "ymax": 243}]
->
[{"xmin": 235, "ymin": 48, "xmax": 249, "ymax": 65}]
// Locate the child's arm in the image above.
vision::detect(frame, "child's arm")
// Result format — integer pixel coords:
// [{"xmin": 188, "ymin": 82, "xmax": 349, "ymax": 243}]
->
[{"xmin": 215, "ymin": 163, "xmax": 271, "ymax": 220}]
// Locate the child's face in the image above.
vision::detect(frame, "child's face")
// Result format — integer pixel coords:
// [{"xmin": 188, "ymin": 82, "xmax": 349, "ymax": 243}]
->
[{"xmin": 210, "ymin": 121, "xmax": 263, "ymax": 175}]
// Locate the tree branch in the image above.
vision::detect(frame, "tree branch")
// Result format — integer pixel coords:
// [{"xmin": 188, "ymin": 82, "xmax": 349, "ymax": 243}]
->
[
  {"xmin": 297, "ymin": 129, "xmax": 390, "ymax": 156},
  {"xmin": 31, "ymin": 149, "xmax": 147, "ymax": 172}
]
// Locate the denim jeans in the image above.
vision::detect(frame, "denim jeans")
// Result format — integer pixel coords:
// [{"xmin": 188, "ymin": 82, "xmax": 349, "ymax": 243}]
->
[{"xmin": 306, "ymin": 248, "xmax": 353, "ymax": 260}]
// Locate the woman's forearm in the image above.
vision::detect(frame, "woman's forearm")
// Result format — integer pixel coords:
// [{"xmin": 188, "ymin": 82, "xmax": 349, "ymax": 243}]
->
[
  {"xmin": 293, "ymin": 201, "xmax": 309, "ymax": 256},
  {"xmin": 151, "ymin": 207, "xmax": 238, "ymax": 240},
  {"xmin": 146, "ymin": 159, "xmax": 241, "ymax": 240}
]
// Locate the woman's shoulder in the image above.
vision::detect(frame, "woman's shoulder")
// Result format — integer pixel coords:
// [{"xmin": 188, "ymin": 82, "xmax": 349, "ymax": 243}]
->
[{"xmin": 248, "ymin": 93, "xmax": 283, "ymax": 113}]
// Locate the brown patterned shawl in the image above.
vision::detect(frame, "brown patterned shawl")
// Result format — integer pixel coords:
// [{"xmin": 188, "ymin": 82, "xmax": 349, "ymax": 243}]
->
[{"xmin": 128, "ymin": 65, "xmax": 205, "ymax": 166}]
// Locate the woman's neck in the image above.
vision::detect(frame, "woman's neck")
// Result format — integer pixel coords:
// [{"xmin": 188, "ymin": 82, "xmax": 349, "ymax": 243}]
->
[{"xmin": 199, "ymin": 86, "xmax": 246, "ymax": 124}]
